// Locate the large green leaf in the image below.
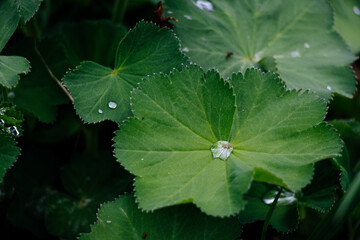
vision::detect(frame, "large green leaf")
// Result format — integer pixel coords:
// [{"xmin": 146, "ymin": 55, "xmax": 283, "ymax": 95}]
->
[
  {"xmin": 60, "ymin": 20, "xmax": 127, "ymax": 67},
  {"xmin": 165, "ymin": 0, "xmax": 356, "ymax": 99},
  {"xmin": 79, "ymin": 194, "xmax": 242, "ymax": 240},
  {"xmin": 62, "ymin": 21, "xmax": 187, "ymax": 124},
  {"xmin": 0, "ymin": 133, "xmax": 20, "ymax": 182},
  {"xmin": 330, "ymin": 0, "xmax": 360, "ymax": 54},
  {"xmin": 114, "ymin": 65, "xmax": 341, "ymax": 217}
]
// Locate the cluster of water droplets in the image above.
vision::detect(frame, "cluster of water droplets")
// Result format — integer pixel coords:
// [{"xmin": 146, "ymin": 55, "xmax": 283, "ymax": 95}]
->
[
  {"xmin": 353, "ymin": 5, "xmax": 360, "ymax": 15},
  {"xmin": 97, "ymin": 101, "xmax": 118, "ymax": 114},
  {"xmin": 0, "ymin": 108, "xmax": 21, "ymax": 137}
]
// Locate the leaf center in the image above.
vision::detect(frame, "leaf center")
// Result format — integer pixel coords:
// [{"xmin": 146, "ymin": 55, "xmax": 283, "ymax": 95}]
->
[{"xmin": 211, "ymin": 141, "xmax": 233, "ymax": 160}]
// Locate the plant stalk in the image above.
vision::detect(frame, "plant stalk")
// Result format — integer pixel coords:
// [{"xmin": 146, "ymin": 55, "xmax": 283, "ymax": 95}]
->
[
  {"xmin": 261, "ymin": 187, "xmax": 283, "ymax": 240},
  {"xmin": 33, "ymin": 40, "xmax": 74, "ymax": 102},
  {"xmin": 2, "ymin": 87, "xmax": 8, "ymax": 103},
  {"xmin": 112, "ymin": 0, "xmax": 128, "ymax": 24}
]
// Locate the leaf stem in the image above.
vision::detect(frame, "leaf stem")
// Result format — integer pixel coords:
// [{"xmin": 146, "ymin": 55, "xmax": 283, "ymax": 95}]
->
[
  {"xmin": 1, "ymin": 87, "xmax": 8, "ymax": 103},
  {"xmin": 112, "ymin": 0, "xmax": 128, "ymax": 24},
  {"xmin": 33, "ymin": 40, "xmax": 74, "ymax": 102},
  {"xmin": 261, "ymin": 187, "xmax": 283, "ymax": 240}
]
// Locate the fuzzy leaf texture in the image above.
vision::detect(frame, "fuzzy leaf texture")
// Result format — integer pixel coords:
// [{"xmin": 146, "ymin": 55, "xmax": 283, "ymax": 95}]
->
[
  {"xmin": 114, "ymin": 65, "xmax": 342, "ymax": 217},
  {"xmin": 165, "ymin": 0, "xmax": 356, "ymax": 99},
  {"xmin": 79, "ymin": 194, "xmax": 242, "ymax": 240},
  {"xmin": 62, "ymin": 21, "xmax": 187, "ymax": 123}
]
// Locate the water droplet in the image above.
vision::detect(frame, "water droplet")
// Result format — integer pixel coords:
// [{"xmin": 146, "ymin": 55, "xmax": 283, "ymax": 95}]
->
[
  {"xmin": 211, "ymin": 141, "xmax": 233, "ymax": 160},
  {"xmin": 0, "ymin": 119, "xmax": 4, "ymax": 125},
  {"xmin": 7, "ymin": 126, "xmax": 19, "ymax": 136},
  {"xmin": 7, "ymin": 91, "xmax": 15, "ymax": 98},
  {"xmin": 182, "ymin": 47, "xmax": 189, "ymax": 52},
  {"xmin": 167, "ymin": 10, "xmax": 173, "ymax": 14},
  {"xmin": 184, "ymin": 15, "xmax": 192, "ymax": 20},
  {"xmin": 141, "ymin": 158, "xmax": 144, "ymax": 161},
  {"xmin": 262, "ymin": 188, "xmax": 296, "ymax": 206},
  {"xmin": 304, "ymin": 43, "xmax": 310, "ymax": 48},
  {"xmin": 108, "ymin": 101, "xmax": 117, "ymax": 109},
  {"xmin": 327, "ymin": 85, "xmax": 332, "ymax": 91},
  {"xmin": 98, "ymin": 109, "xmax": 103, "ymax": 114},
  {"xmin": 353, "ymin": 6, "xmax": 360, "ymax": 15},
  {"xmin": 290, "ymin": 50, "xmax": 300, "ymax": 58},
  {"xmin": 106, "ymin": 220, "xmax": 112, "ymax": 223},
  {"xmin": 254, "ymin": 51, "xmax": 263, "ymax": 62},
  {"xmin": 195, "ymin": 1, "xmax": 214, "ymax": 11},
  {"xmin": 273, "ymin": 55, "xmax": 284, "ymax": 59}
]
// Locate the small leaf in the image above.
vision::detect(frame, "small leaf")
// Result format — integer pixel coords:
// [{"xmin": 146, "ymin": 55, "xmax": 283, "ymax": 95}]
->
[
  {"xmin": 79, "ymin": 194, "xmax": 242, "ymax": 240},
  {"xmin": 166, "ymin": 0, "xmax": 356, "ymax": 99},
  {"xmin": 63, "ymin": 21, "xmax": 187, "ymax": 123},
  {"xmin": 330, "ymin": 0, "xmax": 360, "ymax": 54},
  {"xmin": 15, "ymin": 0, "xmax": 41, "ymax": 23},
  {"xmin": 0, "ymin": 133, "xmax": 20, "ymax": 182},
  {"xmin": 0, "ymin": 106, "xmax": 23, "ymax": 137},
  {"xmin": 114, "ymin": 65, "xmax": 341, "ymax": 216},
  {"xmin": 0, "ymin": 56, "xmax": 30, "ymax": 88},
  {"xmin": 44, "ymin": 152, "xmax": 133, "ymax": 238}
]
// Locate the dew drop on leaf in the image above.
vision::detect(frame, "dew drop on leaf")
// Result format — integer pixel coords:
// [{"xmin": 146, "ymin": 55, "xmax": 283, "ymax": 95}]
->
[
  {"xmin": 290, "ymin": 50, "xmax": 301, "ymax": 58},
  {"xmin": 167, "ymin": 10, "xmax": 173, "ymax": 14},
  {"xmin": 353, "ymin": 6, "xmax": 360, "ymax": 15},
  {"xmin": 106, "ymin": 220, "xmax": 112, "ymax": 223},
  {"xmin": 327, "ymin": 85, "xmax": 332, "ymax": 91},
  {"xmin": 262, "ymin": 188, "xmax": 296, "ymax": 206},
  {"xmin": 7, "ymin": 126, "xmax": 19, "ymax": 136},
  {"xmin": 108, "ymin": 101, "xmax": 117, "ymax": 109},
  {"xmin": 195, "ymin": 1, "xmax": 214, "ymax": 11},
  {"xmin": 141, "ymin": 158, "xmax": 144, "ymax": 161},
  {"xmin": 304, "ymin": 43, "xmax": 310, "ymax": 48},
  {"xmin": 182, "ymin": 47, "xmax": 189, "ymax": 52},
  {"xmin": 98, "ymin": 109, "xmax": 103, "ymax": 114},
  {"xmin": 184, "ymin": 15, "xmax": 192, "ymax": 20},
  {"xmin": 211, "ymin": 141, "xmax": 233, "ymax": 160}
]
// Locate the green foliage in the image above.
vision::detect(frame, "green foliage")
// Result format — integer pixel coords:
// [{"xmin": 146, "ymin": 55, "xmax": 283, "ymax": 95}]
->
[
  {"xmin": 79, "ymin": 194, "xmax": 242, "ymax": 240},
  {"xmin": 44, "ymin": 152, "xmax": 132, "ymax": 238},
  {"xmin": 0, "ymin": 0, "xmax": 359, "ymax": 239},
  {"xmin": 330, "ymin": 0, "xmax": 360, "ymax": 54},
  {"xmin": 63, "ymin": 21, "xmax": 187, "ymax": 123},
  {"xmin": 0, "ymin": 134, "xmax": 20, "ymax": 181},
  {"xmin": 114, "ymin": 65, "xmax": 341, "ymax": 216},
  {"xmin": 166, "ymin": 0, "xmax": 356, "ymax": 99}
]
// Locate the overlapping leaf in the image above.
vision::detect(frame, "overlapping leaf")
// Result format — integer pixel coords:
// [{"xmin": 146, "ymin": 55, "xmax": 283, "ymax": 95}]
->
[
  {"xmin": 165, "ymin": 0, "xmax": 356, "ymax": 99},
  {"xmin": 0, "ymin": 134, "xmax": 20, "ymax": 182},
  {"xmin": 0, "ymin": 0, "xmax": 30, "ymax": 88},
  {"xmin": 15, "ymin": 0, "xmax": 42, "ymax": 23},
  {"xmin": 79, "ymin": 194, "xmax": 242, "ymax": 240},
  {"xmin": 239, "ymin": 160, "xmax": 340, "ymax": 232},
  {"xmin": 330, "ymin": 0, "xmax": 360, "ymax": 54},
  {"xmin": 62, "ymin": 21, "xmax": 187, "ymax": 123},
  {"xmin": 114, "ymin": 65, "xmax": 341, "ymax": 216},
  {"xmin": 44, "ymin": 152, "xmax": 132, "ymax": 238}
]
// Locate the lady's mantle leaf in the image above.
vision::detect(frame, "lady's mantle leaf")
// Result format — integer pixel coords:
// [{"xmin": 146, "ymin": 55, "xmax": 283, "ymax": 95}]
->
[
  {"xmin": 114, "ymin": 65, "xmax": 341, "ymax": 217},
  {"xmin": 62, "ymin": 21, "xmax": 187, "ymax": 124},
  {"xmin": 0, "ymin": 0, "xmax": 19, "ymax": 52},
  {"xmin": 330, "ymin": 0, "xmax": 360, "ymax": 54},
  {"xmin": 166, "ymin": 0, "xmax": 356, "ymax": 99},
  {"xmin": 79, "ymin": 194, "xmax": 242, "ymax": 240},
  {"xmin": 15, "ymin": 0, "xmax": 41, "ymax": 23},
  {"xmin": 0, "ymin": 133, "xmax": 20, "ymax": 182}
]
